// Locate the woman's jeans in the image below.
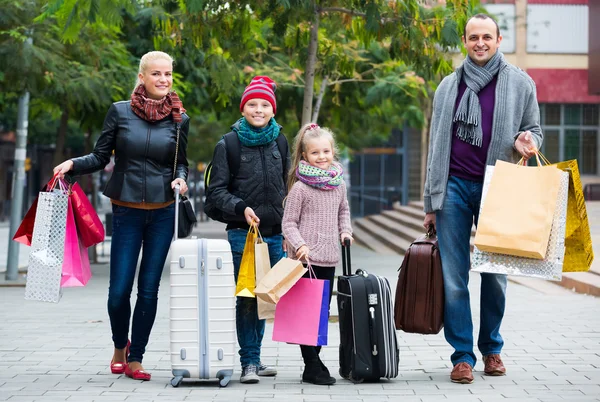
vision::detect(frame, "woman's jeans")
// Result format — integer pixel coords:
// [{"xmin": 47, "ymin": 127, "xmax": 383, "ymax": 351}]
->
[
  {"xmin": 436, "ymin": 176, "xmax": 507, "ymax": 368},
  {"xmin": 227, "ymin": 228, "xmax": 284, "ymax": 368},
  {"xmin": 108, "ymin": 203, "xmax": 175, "ymax": 363}
]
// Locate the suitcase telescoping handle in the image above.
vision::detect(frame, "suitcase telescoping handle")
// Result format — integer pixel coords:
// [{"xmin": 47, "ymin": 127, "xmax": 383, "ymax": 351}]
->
[
  {"xmin": 342, "ymin": 238, "xmax": 352, "ymax": 276},
  {"xmin": 174, "ymin": 184, "xmax": 181, "ymax": 241}
]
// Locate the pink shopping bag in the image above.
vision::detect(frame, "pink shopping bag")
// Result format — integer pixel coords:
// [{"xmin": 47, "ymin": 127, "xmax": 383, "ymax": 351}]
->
[
  {"xmin": 272, "ymin": 277, "xmax": 330, "ymax": 346},
  {"xmin": 61, "ymin": 198, "xmax": 92, "ymax": 287},
  {"xmin": 69, "ymin": 182, "xmax": 105, "ymax": 247}
]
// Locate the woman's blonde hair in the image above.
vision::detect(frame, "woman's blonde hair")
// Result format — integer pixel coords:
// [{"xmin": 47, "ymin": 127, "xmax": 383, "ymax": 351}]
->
[
  {"xmin": 132, "ymin": 51, "xmax": 174, "ymax": 93},
  {"xmin": 287, "ymin": 123, "xmax": 339, "ymax": 194}
]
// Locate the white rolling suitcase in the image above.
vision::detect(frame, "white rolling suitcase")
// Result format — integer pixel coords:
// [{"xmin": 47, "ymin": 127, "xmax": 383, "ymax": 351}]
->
[{"xmin": 169, "ymin": 185, "xmax": 236, "ymax": 387}]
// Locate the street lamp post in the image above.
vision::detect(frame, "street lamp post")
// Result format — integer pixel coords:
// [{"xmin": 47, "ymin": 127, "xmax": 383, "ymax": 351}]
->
[
  {"xmin": 6, "ymin": 91, "xmax": 30, "ymax": 281},
  {"xmin": 5, "ymin": 34, "xmax": 33, "ymax": 282}
]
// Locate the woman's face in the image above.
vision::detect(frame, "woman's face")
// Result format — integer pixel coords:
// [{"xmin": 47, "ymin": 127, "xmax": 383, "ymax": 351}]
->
[{"xmin": 138, "ymin": 59, "xmax": 173, "ymax": 100}]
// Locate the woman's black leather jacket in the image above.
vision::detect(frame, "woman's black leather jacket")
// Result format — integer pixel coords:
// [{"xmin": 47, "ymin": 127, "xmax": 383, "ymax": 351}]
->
[{"xmin": 70, "ymin": 100, "xmax": 189, "ymax": 203}]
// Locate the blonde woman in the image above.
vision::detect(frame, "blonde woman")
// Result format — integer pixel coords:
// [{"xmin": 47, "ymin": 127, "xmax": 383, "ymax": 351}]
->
[{"xmin": 53, "ymin": 51, "xmax": 190, "ymax": 381}]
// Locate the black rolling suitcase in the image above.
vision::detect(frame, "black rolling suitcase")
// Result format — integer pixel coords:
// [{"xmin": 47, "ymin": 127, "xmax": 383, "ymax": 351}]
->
[{"xmin": 337, "ymin": 240, "xmax": 399, "ymax": 383}]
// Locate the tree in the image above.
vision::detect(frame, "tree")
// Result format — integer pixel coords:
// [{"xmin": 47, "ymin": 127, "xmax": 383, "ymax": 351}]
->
[{"xmin": 1, "ymin": 0, "xmax": 132, "ymax": 165}]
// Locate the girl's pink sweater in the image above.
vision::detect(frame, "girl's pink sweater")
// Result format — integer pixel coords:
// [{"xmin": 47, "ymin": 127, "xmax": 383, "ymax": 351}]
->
[{"xmin": 282, "ymin": 180, "xmax": 352, "ymax": 267}]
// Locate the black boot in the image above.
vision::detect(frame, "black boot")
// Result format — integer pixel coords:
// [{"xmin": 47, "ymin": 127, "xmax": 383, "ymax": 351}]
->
[
  {"xmin": 315, "ymin": 347, "xmax": 330, "ymax": 377},
  {"xmin": 302, "ymin": 361, "xmax": 336, "ymax": 385}
]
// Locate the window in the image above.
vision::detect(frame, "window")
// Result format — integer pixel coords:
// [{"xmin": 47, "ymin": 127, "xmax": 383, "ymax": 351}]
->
[
  {"xmin": 545, "ymin": 104, "xmax": 561, "ymax": 125},
  {"xmin": 582, "ymin": 130, "xmax": 598, "ymax": 174},
  {"xmin": 542, "ymin": 130, "xmax": 560, "ymax": 163},
  {"xmin": 540, "ymin": 104, "xmax": 599, "ymax": 175},
  {"xmin": 583, "ymin": 105, "xmax": 599, "ymax": 126}
]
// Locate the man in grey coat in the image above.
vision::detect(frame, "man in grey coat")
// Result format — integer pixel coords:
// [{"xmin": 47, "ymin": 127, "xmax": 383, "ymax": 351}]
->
[{"xmin": 423, "ymin": 14, "xmax": 541, "ymax": 384}]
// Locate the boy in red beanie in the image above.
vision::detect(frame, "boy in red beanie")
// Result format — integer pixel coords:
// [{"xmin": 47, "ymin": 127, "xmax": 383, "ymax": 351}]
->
[{"xmin": 205, "ymin": 76, "xmax": 289, "ymax": 384}]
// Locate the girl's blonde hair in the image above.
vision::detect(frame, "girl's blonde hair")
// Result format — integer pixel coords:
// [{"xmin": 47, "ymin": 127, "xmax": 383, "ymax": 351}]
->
[
  {"xmin": 287, "ymin": 123, "xmax": 339, "ymax": 194},
  {"xmin": 132, "ymin": 51, "xmax": 174, "ymax": 93}
]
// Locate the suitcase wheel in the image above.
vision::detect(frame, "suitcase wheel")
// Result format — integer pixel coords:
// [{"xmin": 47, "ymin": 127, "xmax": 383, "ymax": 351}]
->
[
  {"xmin": 349, "ymin": 371, "xmax": 364, "ymax": 384},
  {"xmin": 219, "ymin": 375, "xmax": 231, "ymax": 387},
  {"xmin": 171, "ymin": 376, "xmax": 183, "ymax": 387}
]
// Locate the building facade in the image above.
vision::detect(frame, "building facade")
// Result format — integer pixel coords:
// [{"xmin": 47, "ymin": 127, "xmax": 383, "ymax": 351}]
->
[{"xmin": 484, "ymin": 0, "xmax": 600, "ymax": 179}]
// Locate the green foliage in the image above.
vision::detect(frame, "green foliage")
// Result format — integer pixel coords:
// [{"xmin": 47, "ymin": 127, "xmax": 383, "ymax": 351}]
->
[{"xmin": 2, "ymin": 0, "xmax": 475, "ymax": 162}]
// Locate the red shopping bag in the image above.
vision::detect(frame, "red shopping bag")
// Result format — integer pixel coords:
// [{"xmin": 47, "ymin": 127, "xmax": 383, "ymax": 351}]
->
[
  {"xmin": 13, "ymin": 174, "xmax": 59, "ymax": 246},
  {"xmin": 69, "ymin": 182, "xmax": 105, "ymax": 247},
  {"xmin": 272, "ymin": 275, "xmax": 330, "ymax": 346},
  {"xmin": 61, "ymin": 197, "xmax": 92, "ymax": 287}
]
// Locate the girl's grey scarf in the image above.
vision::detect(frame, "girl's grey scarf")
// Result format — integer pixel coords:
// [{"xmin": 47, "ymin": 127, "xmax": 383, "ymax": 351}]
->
[{"xmin": 454, "ymin": 51, "xmax": 506, "ymax": 147}]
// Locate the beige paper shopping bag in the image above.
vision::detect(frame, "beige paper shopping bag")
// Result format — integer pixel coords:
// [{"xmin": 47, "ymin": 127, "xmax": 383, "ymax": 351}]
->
[
  {"xmin": 255, "ymin": 258, "xmax": 308, "ymax": 305},
  {"xmin": 255, "ymin": 237, "xmax": 276, "ymax": 319},
  {"xmin": 474, "ymin": 160, "xmax": 563, "ymax": 259}
]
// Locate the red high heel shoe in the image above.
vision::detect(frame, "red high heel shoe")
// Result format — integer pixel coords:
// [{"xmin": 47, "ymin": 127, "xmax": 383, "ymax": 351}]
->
[
  {"xmin": 110, "ymin": 340, "xmax": 130, "ymax": 375},
  {"xmin": 125, "ymin": 364, "xmax": 151, "ymax": 381}
]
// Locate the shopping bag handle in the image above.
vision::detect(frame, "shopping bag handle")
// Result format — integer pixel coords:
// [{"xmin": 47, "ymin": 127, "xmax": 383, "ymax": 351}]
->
[
  {"xmin": 517, "ymin": 150, "xmax": 553, "ymax": 167},
  {"xmin": 253, "ymin": 221, "xmax": 264, "ymax": 242},
  {"xmin": 305, "ymin": 260, "xmax": 316, "ymax": 281}
]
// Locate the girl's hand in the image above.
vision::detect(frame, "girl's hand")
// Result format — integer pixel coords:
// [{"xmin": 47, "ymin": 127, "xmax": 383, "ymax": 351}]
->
[
  {"xmin": 53, "ymin": 160, "xmax": 74, "ymax": 179},
  {"xmin": 296, "ymin": 245, "xmax": 309, "ymax": 261},
  {"xmin": 171, "ymin": 178, "xmax": 188, "ymax": 195},
  {"xmin": 244, "ymin": 207, "xmax": 260, "ymax": 226},
  {"xmin": 341, "ymin": 232, "xmax": 353, "ymax": 246}
]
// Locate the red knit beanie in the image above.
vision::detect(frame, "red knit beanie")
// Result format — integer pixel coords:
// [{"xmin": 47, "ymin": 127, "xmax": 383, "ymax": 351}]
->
[{"xmin": 240, "ymin": 76, "xmax": 277, "ymax": 114}]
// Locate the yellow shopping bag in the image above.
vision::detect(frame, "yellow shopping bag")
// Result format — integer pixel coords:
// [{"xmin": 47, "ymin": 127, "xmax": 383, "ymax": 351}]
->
[
  {"xmin": 551, "ymin": 159, "xmax": 594, "ymax": 272},
  {"xmin": 235, "ymin": 224, "xmax": 257, "ymax": 298}
]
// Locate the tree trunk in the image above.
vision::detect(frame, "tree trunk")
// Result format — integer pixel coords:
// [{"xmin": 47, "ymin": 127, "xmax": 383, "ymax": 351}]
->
[
  {"xmin": 301, "ymin": 4, "xmax": 320, "ymax": 126},
  {"xmin": 53, "ymin": 107, "xmax": 69, "ymax": 167},
  {"xmin": 420, "ymin": 97, "xmax": 433, "ymax": 201},
  {"xmin": 311, "ymin": 76, "xmax": 328, "ymax": 123}
]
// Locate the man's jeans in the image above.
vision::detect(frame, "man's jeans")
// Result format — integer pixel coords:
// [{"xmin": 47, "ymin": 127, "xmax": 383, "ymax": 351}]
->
[
  {"xmin": 108, "ymin": 203, "xmax": 175, "ymax": 363},
  {"xmin": 227, "ymin": 228, "xmax": 284, "ymax": 368},
  {"xmin": 436, "ymin": 176, "xmax": 507, "ymax": 367}
]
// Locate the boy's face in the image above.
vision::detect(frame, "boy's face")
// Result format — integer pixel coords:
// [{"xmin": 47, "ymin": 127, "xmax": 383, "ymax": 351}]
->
[{"xmin": 242, "ymin": 98, "xmax": 274, "ymax": 128}]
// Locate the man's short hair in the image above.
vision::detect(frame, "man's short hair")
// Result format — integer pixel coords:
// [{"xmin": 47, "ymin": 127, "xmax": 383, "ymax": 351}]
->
[{"xmin": 463, "ymin": 13, "xmax": 500, "ymax": 39}]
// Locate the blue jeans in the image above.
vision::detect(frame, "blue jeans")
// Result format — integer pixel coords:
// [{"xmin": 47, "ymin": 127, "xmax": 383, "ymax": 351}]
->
[
  {"xmin": 227, "ymin": 228, "xmax": 284, "ymax": 368},
  {"xmin": 108, "ymin": 203, "xmax": 175, "ymax": 363},
  {"xmin": 436, "ymin": 176, "xmax": 507, "ymax": 368}
]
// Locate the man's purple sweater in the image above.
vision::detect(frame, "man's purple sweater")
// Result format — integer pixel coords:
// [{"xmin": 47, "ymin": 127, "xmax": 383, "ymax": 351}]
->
[{"xmin": 449, "ymin": 76, "xmax": 498, "ymax": 182}]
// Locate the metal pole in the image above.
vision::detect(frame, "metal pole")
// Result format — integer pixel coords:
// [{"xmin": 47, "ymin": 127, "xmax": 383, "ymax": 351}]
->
[{"xmin": 6, "ymin": 91, "xmax": 30, "ymax": 281}]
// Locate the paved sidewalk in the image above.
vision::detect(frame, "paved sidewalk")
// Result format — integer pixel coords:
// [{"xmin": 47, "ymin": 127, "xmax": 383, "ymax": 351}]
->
[{"xmin": 1, "ymin": 220, "xmax": 600, "ymax": 401}]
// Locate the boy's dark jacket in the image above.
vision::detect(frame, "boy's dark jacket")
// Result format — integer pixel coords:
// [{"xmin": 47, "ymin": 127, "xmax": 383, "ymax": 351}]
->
[{"xmin": 208, "ymin": 120, "xmax": 290, "ymax": 236}]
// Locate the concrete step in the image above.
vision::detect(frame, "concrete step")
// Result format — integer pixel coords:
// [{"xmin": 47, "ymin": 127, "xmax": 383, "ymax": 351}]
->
[
  {"xmin": 380, "ymin": 209, "xmax": 426, "ymax": 233},
  {"xmin": 366, "ymin": 213, "xmax": 425, "ymax": 245},
  {"xmin": 408, "ymin": 200, "xmax": 425, "ymax": 210},
  {"xmin": 559, "ymin": 271, "xmax": 600, "ymax": 297},
  {"xmin": 351, "ymin": 224, "xmax": 398, "ymax": 255},
  {"xmin": 393, "ymin": 204, "xmax": 425, "ymax": 221},
  {"xmin": 353, "ymin": 218, "xmax": 412, "ymax": 255}
]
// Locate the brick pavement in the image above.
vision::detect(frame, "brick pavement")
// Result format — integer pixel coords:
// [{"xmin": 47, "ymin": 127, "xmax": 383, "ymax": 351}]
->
[{"xmin": 1, "ymin": 221, "xmax": 599, "ymax": 402}]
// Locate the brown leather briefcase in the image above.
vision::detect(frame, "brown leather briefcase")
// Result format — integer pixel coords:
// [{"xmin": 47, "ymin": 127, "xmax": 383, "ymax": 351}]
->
[{"xmin": 394, "ymin": 227, "xmax": 444, "ymax": 334}]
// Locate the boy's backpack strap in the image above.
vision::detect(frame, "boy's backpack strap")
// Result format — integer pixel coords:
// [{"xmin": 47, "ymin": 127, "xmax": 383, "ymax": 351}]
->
[
  {"xmin": 223, "ymin": 131, "xmax": 287, "ymax": 180},
  {"xmin": 223, "ymin": 131, "xmax": 241, "ymax": 177}
]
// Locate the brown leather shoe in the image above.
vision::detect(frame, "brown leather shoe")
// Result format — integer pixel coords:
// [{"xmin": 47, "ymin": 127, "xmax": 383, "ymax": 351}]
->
[
  {"xmin": 483, "ymin": 354, "xmax": 506, "ymax": 376},
  {"xmin": 450, "ymin": 362, "xmax": 474, "ymax": 384}
]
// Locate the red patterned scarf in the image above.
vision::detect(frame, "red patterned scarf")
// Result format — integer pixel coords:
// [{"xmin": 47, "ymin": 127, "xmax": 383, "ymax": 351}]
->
[{"xmin": 130, "ymin": 85, "xmax": 186, "ymax": 123}]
